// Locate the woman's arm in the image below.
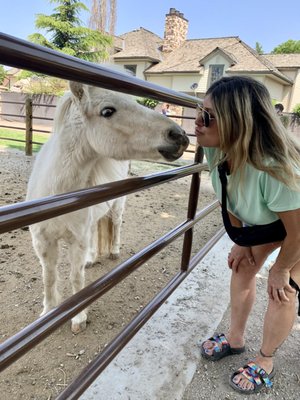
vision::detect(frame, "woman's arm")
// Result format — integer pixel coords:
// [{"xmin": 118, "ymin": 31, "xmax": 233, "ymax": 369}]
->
[
  {"xmin": 274, "ymin": 208, "xmax": 300, "ymax": 271},
  {"xmin": 228, "ymin": 211, "xmax": 243, "ymax": 228},
  {"xmin": 227, "ymin": 211, "xmax": 255, "ymax": 271},
  {"xmin": 268, "ymin": 208, "xmax": 300, "ymax": 301}
]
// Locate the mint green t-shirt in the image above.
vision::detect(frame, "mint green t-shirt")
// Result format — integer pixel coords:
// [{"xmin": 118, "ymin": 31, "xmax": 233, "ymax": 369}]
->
[{"xmin": 204, "ymin": 147, "xmax": 300, "ymax": 225}]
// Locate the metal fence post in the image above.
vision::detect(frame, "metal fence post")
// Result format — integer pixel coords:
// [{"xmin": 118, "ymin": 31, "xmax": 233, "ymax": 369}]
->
[
  {"xmin": 25, "ymin": 97, "xmax": 32, "ymax": 156},
  {"xmin": 180, "ymin": 145, "xmax": 204, "ymax": 270}
]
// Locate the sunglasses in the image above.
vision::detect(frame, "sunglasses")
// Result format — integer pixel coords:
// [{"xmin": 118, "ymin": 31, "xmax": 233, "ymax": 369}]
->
[{"xmin": 196, "ymin": 105, "xmax": 215, "ymax": 127}]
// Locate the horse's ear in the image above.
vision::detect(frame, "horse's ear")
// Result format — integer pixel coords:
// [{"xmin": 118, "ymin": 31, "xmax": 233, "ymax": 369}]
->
[{"xmin": 69, "ymin": 81, "xmax": 84, "ymax": 100}]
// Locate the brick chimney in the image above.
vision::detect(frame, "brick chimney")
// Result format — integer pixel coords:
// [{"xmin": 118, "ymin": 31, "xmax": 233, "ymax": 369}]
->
[{"xmin": 162, "ymin": 8, "xmax": 188, "ymax": 53}]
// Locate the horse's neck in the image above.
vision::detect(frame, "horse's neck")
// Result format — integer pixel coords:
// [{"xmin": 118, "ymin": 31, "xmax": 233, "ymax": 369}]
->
[
  {"xmin": 89, "ymin": 158, "xmax": 129, "ymax": 186},
  {"xmin": 43, "ymin": 135, "xmax": 128, "ymax": 194},
  {"xmin": 54, "ymin": 135, "xmax": 98, "ymax": 190}
]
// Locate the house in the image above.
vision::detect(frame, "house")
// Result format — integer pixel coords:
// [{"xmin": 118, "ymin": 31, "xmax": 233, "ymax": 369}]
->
[
  {"xmin": 112, "ymin": 8, "xmax": 300, "ymax": 114},
  {"xmin": 2, "ymin": 67, "xmax": 20, "ymax": 90}
]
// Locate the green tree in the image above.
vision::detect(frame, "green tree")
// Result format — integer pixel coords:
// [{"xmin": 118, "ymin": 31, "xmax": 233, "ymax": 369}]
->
[
  {"xmin": 0, "ymin": 65, "xmax": 6, "ymax": 85},
  {"xmin": 136, "ymin": 98, "xmax": 159, "ymax": 109},
  {"xmin": 272, "ymin": 40, "xmax": 300, "ymax": 54},
  {"xmin": 255, "ymin": 42, "xmax": 264, "ymax": 55},
  {"xmin": 291, "ymin": 103, "xmax": 300, "ymax": 128},
  {"xmin": 28, "ymin": 0, "xmax": 112, "ymax": 62}
]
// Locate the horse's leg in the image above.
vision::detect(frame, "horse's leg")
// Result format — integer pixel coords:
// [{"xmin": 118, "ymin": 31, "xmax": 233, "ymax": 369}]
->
[
  {"xmin": 84, "ymin": 221, "xmax": 99, "ymax": 267},
  {"xmin": 31, "ymin": 231, "xmax": 60, "ymax": 315},
  {"xmin": 68, "ymin": 238, "xmax": 89, "ymax": 333},
  {"xmin": 109, "ymin": 197, "xmax": 126, "ymax": 260}
]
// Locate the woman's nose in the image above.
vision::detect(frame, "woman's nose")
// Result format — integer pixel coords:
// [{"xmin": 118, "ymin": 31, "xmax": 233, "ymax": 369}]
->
[{"xmin": 195, "ymin": 114, "xmax": 203, "ymax": 126}]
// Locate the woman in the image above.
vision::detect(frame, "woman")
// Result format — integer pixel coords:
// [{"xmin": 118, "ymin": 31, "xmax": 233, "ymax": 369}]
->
[{"xmin": 196, "ymin": 76, "xmax": 300, "ymax": 394}]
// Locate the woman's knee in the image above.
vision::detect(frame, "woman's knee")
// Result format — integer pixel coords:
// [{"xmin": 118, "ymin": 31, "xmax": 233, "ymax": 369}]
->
[
  {"xmin": 251, "ymin": 242, "xmax": 281, "ymax": 266},
  {"xmin": 237, "ymin": 257, "xmax": 262, "ymax": 275},
  {"xmin": 268, "ymin": 292, "xmax": 296, "ymax": 312}
]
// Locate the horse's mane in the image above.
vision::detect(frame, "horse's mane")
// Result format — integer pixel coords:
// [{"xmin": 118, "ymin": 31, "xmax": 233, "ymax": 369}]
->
[{"xmin": 53, "ymin": 92, "xmax": 73, "ymax": 134}]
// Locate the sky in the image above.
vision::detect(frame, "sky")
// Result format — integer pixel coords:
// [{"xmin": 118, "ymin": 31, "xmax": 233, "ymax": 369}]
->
[{"xmin": 0, "ymin": 0, "xmax": 299, "ymax": 55}]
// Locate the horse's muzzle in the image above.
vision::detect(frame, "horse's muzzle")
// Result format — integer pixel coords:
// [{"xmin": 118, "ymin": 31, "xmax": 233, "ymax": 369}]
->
[
  {"xmin": 168, "ymin": 128, "xmax": 189, "ymax": 147},
  {"xmin": 158, "ymin": 129, "xmax": 189, "ymax": 161}
]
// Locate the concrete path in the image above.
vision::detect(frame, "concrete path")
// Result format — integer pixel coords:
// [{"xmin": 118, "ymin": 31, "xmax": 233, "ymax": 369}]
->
[
  {"xmin": 80, "ymin": 238, "xmax": 287, "ymax": 400},
  {"xmin": 80, "ymin": 234, "xmax": 233, "ymax": 400}
]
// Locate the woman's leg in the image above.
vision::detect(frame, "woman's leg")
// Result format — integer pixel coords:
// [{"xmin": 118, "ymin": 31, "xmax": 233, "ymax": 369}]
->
[
  {"xmin": 203, "ymin": 242, "xmax": 279, "ymax": 354},
  {"xmin": 227, "ymin": 260, "xmax": 260, "ymax": 347},
  {"xmin": 232, "ymin": 259, "xmax": 300, "ymax": 391}
]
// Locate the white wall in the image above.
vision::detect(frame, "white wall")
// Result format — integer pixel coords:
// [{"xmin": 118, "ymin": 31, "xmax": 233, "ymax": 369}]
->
[
  {"xmin": 113, "ymin": 60, "xmax": 152, "ymax": 80},
  {"xmin": 146, "ymin": 73, "xmax": 201, "ymax": 94},
  {"xmin": 264, "ymin": 76, "xmax": 284, "ymax": 103}
]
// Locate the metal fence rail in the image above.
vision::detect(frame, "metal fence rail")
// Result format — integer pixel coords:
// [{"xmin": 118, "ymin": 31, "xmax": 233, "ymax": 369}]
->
[
  {"xmin": 0, "ymin": 33, "xmax": 223, "ymax": 399},
  {"xmin": 0, "ymin": 33, "xmax": 199, "ymax": 107}
]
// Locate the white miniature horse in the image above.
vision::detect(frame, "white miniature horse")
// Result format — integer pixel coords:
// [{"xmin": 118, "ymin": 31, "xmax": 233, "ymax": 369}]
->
[{"xmin": 27, "ymin": 81, "xmax": 189, "ymax": 333}]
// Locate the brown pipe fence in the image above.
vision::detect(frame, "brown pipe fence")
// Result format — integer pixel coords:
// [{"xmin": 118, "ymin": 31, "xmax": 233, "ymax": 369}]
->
[{"xmin": 0, "ymin": 33, "xmax": 224, "ymax": 399}]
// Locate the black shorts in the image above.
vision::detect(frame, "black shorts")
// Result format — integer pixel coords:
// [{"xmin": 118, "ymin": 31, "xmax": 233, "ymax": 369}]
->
[{"xmin": 290, "ymin": 278, "xmax": 300, "ymax": 316}]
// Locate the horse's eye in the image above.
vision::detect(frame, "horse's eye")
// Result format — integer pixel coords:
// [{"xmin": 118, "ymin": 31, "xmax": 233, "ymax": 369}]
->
[{"xmin": 100, "ymin": 107, "xmax": 116, "ymax": 118}]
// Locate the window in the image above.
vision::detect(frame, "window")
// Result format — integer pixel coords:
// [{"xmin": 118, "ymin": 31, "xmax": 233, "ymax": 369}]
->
[
  {"xmin": 124, "ymin": 65, "xmax": 137, "ymax": 76},
  {"xmin": 208, "ymin": 64, "xmax": 224, "ymax": 86}
]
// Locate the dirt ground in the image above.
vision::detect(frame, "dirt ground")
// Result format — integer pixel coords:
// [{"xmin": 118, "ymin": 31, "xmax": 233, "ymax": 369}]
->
[{"xmin": 0, "ymin": 148, "xmax": 223, "ymax": 400}]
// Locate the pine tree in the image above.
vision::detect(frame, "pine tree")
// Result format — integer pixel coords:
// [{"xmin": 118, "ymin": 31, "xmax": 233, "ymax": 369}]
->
[
  {"xmin": 255, "ymin": 42, "xmax": 264, "ymax": 55},
  {"xmin": 28, "ymin": 0, "xmax": 112, "ymax": 62}
]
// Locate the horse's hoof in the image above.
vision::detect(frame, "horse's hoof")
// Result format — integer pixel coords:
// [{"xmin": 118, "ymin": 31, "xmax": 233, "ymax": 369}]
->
[
  {"xmin": 85, "ymin": 261, "xmax": 102, "ymax": 268},
  {"xmin": 109, "ymin": 253, "xmax": 120, "ymax": 260},
  {"xmin": 71, "ymin": 320, "xmax": 87, "ymax": 334},
  {"xmin": 85, "ymin": 261, "xmax": 93, "ymax": 268}
]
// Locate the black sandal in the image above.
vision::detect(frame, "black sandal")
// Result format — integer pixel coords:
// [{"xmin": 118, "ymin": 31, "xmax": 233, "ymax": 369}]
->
[
  {"xmin": 200, "ymin": 333, "xmax": 245, "ymax": 361},
  {"xmin": 229, "ymin": 361, "xmax": 275, "ymax": 394}
]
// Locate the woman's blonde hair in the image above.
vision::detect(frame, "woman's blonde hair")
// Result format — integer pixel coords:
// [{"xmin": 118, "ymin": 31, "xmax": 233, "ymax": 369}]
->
[{"xmin": 207, "ymin": 76, "xmax": 300, "ymax": 189}]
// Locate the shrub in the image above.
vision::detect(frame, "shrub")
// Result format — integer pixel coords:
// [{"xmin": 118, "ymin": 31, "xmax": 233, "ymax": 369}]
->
[
  {"xmin": 0, "ymin": 65, "xmax": 6, "ymax": 85},
  {"xmin": 291, "ymin": 103, "xmax": 300, "ymax": 128},
  {"xmin": 136, "ymin": 98, "xmax": 159, "ymax": 109}
]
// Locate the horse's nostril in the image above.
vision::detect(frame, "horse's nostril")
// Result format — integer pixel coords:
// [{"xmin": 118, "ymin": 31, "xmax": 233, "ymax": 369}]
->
[{"xmin": 168, "ymin": 129, "xmax": 188, "ymax": 144}]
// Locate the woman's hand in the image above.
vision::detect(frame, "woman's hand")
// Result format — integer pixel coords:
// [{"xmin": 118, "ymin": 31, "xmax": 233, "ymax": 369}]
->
[
  {"xmin": 268, "ymin": 265, "xmax": 295, "ymax": 303},
  {"xmin": 227, "ymin": 244, "xmax": 255, "ymax": 272}
]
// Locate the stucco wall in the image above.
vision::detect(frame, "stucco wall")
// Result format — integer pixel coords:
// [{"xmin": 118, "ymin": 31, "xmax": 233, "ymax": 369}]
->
[
  {"xmin": 289, "ymin": 70, "xmax": 300, "ymax": 111},
  {"xmin": 114, "ymin": 60, "xmax": 152, "ymax": 81},
  {"xmin": 264, "ymin": 77, "xmax": 284, "ymax": 103}
]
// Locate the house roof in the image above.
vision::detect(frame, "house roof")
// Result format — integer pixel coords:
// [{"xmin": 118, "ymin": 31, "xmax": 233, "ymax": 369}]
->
[
  {"xmin": 145, "ymin": 37, "xmax": 292, "ymax": 83},
  {"xmin": 263, "ymin": 53, "xmax": 300, "ymax": 68},
  {"xmin": 113, "ymin": 28, "xmax": 163, "ymax": 62},
  {"xmin": 112, "ymin": 28, "xmax": 294, "ymax": 84}
]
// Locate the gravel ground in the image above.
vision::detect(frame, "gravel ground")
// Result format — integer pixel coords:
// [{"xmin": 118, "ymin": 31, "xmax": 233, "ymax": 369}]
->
[{"xmin": 182, "ymin": 267, "xmax": 300, "ymax": 400}]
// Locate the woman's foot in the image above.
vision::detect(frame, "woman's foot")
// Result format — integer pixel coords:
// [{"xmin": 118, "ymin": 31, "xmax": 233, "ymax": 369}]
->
[
  {"xmin": 231, "ymin": 353, "xmax": 274, "ymax": 393},
  {"xmin": 200, "ymin": 333, "xmax": 245, "ymax": 361}
]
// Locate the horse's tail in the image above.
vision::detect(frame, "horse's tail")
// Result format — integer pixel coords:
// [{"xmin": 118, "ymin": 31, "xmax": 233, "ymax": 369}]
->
[{"xmin": 98, "ymin": 215, "xmax": 113, "ymax": 256}]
